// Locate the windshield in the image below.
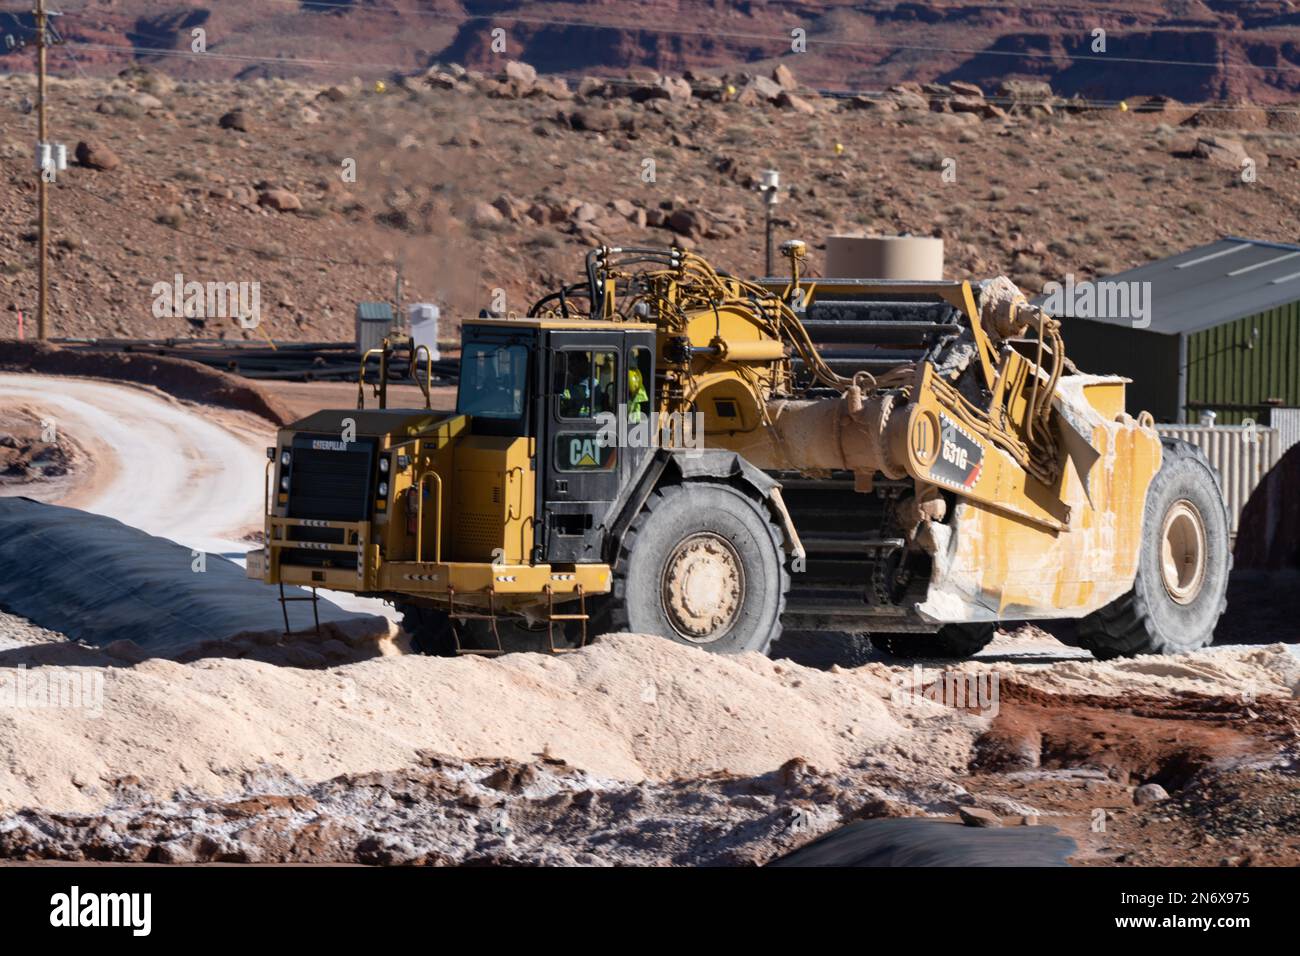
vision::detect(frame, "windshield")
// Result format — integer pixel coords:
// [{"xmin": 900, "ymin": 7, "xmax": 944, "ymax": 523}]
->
[{"xmin": 456, "ymin": 342, "xmax": 529, "ymax": 419}]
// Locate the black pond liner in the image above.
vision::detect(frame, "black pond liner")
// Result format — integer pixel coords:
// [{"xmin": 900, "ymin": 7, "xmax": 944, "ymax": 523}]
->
[
  {"xmin": 769, "ymin": 817, "xmax": 1077, "ymax": 867},
  {"xmin": 0, "ymin": 497, "xmax": 383, "ymax": 658}
]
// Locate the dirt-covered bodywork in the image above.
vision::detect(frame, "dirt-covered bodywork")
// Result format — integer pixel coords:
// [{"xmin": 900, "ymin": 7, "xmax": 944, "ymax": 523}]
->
[{"xmin": 254, "ymin": 245, "xmax": 1227, "ymax": 659}]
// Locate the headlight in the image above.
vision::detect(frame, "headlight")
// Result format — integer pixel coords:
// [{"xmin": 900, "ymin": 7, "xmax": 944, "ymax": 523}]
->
[
  {"xmin": 379, "ymin": 457, "xmax": 390, "ymax": 474},
  {"xmin": 377, "ymin": 481, "xmax": 389, "ymax": 497},
  {"xmin": 280, "ymin": 449, "xmax": 292, "ymax": 467},
  {"xmin": 280, "ymin": 476, "xmax": 290, "ymax": 492}
]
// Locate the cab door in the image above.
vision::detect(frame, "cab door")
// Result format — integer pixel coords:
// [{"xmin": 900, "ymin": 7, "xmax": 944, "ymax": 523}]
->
[{"xmin": 542, "ymin": 331, "xmax": 626, "ymax": 562}]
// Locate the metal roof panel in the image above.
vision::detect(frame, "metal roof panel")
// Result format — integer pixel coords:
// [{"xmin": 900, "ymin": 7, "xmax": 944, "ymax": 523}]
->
[{"xmin": 1033, "ymin": 238, "xmax": 1300, "ymax": 335}]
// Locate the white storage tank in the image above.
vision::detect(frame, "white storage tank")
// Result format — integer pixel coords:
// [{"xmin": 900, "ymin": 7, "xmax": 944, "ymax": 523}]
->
[
  {"xmin": 408, "ymin": 303, "xmax": 441, "ymax": 361},
  {"xmin": 824, "ymin": 235, "xmax": 944, "ymax": 280}
]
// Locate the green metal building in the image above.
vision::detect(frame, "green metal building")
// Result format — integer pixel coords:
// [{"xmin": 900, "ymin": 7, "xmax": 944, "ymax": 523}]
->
[{"xmin": 1040, "ymin": 237, "xmax": 1300, "ymax": 424}]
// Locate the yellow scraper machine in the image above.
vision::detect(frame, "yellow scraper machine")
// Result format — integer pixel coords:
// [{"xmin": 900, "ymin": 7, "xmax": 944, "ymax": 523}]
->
[{"xmin": 251, "ymin": 244, "xmax": 1229, "ymax": 659}]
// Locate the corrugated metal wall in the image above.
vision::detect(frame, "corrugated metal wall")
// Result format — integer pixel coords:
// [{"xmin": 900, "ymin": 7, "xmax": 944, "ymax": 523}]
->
[
  {"xmin": 1185, "ymin": 302, "xmax": 1300, "ymax": 424},
  {"xmin": 1156, "ymin": 424, "xmax": 1280, "ymax": 537},
  {"xmin": 1267, "ymin": 407, "xmax": 1300, "ymax": 456}
]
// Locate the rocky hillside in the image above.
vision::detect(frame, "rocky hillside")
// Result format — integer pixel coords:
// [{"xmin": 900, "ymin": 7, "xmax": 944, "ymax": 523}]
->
[
  {"xmin": 6, "ymin": 2, "xmax": 1300, "ymax": 103},
  {"xmin": 3, "ymin": 59, "xmax": 1300, "ymax": 342}
]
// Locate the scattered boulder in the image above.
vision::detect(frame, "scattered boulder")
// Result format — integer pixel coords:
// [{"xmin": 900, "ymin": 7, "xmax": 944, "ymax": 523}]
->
[
  {"xmin": 657, "ymin": 76, "xmax": 693, "ymax": 104},
  {"xmin": 957, "ymin": 806, "xmax": 1003, "ymax": 828},
  {"xmin": 949, "ymin": 95, "xmax": 988, "ymax": 115},
  {"xmin": 772, "ymin": 63, "xmax": 798, "ymax": 91},
  {"xmin": 1134, "ymin": 783, "xmax": 1170, "ymax": 806},
  {"xmin": 257, "ymin": 188, "xmax": 301, "ymax": 212},
  {"xmin": 74, "ymin": 141, "xmax": 120, "ymax": 172},
  {"xmin": 997, "ymin": 79, "xmax": 1055, "ymax": 116},
  {"xmin": 117, "ymin": 65, "xmax": 176, "ymax": 96},
  {"xmin": 532, "ymin": 75, "xmax": 573, "ymax": 100},
  {"xmin": 571, "ymin": 107, "xmax": 619, "ymax": 132},
  {"xmin": 424, "ymin": 70, "xmax": 460, "ymax": 91},
  {"xmin": 1191, "ymin": 135, "xmax": 1267, "ymax": 169},
  {"xmin": 490, "ymin": 194, "xmax": 526, "ymax": 223},
  {"xmin": 886, "ymin": 87, "xmax": 930, "ymax": 111},
  {"xmin": 997, "ymin": 79, "xmax": 1053, "ymax": 102},
  {"xmin": 847, "ymin": 95, "xmax": 898, "ymax": 112},
  {"xmin": 503, "ymin": 60, "xmax": 537, "ymax": 84},
  {"xmin": 775, "ymin": 91, "xmax": 816, "ymax": 114},
  {"xmin": 219, "ymin": 110, "xmax": 251, "ymax": 132},
  {"xmin": 468, "ymin": 201, "xmax": 504, "ymax": 226},
  {"xmin": 949, "ymin": 80, "xmax": 984, "ymax": 98},
  {"xmin": 747, "ymin": 75, "xmax": 784, "ymax": 101},
  {"xmin": 667, "ymin": 208, "xmax": 706, "ymax": 239},
  {"xmin": 94, "ymin": 96, "xmax": 144, "ymax": 117},
  {"xmin": 689, "ymin": 74, "xmax": 726, "ymax": 101}
]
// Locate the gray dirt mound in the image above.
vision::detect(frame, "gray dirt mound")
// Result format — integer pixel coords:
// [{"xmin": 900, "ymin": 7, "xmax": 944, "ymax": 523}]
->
[
  {"xmin": 0, "ymin": 753, "xmax": 987, "ymax": 866},
  {"xmin": 0, "ymin": 497, "xmax": 388, "ymax": 662},
  {"xmin": 0, "ymin": 632, "xmax": 980, "ymax": 812}
]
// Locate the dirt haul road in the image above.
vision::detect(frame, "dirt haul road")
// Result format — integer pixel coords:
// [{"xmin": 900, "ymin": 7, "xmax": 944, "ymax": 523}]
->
[{"xmin": 0, "ymin": 373, "xmax": 270, "ymax": 557}]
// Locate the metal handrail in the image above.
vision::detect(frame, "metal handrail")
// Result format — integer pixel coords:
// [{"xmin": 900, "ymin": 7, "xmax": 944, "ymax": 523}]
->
[
  {"xmin": 411, "ymin": 343, "xmax": 433, "ymax": 409},
  {"xmin": 415, "ymin": 470, "xmax": 443, "ymax": 563},
  {"xmin": 264, "ymin": 457, "xmax": 273, "ymax": 516},
  {"xmin": 356, "ymin": 341, "xmax": 389, "ymax": 409}
]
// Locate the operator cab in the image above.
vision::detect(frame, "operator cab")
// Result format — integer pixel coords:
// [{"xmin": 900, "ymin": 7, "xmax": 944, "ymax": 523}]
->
[{"xmin": 456, "ymin": 318, "xmax": 657, "ymax": 565}]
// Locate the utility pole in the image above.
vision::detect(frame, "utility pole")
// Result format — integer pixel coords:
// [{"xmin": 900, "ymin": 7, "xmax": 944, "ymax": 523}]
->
[
  {"xmin": 394, "ymin": 261, "xmax": 404, "ymax": 323},
  {"xmin": 33, "ymin": 0, "xmax": 53, "ymax": 340},
  {"xmin": 759, "ymin": 169, "xmax": 780, "ymax": 277}
]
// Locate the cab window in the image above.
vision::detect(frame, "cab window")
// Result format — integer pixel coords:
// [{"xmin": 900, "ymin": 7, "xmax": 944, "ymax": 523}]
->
[
  {"xmin": 554, "ymin": 350, "xmax": 618, "ymax": 419},
  {"xmin": 457, "ymin": 342, "xmax": 529, "ymax": 419},
  {"xmin": 627, "ymin": 346, "xmax": 651, "ymax": 425}
]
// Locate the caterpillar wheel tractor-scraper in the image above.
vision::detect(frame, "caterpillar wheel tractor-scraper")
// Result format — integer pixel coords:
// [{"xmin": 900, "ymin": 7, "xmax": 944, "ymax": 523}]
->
[{"xmin": 249, "ymin": 243, "xmax": 1229, "ymax": 660}]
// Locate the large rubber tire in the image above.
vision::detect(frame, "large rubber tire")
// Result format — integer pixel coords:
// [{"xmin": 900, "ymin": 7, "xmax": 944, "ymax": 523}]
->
[
  {"xmin": 871, "ymin": 622, "xmax": 997, "ymax": 659},
  {"xmin": 1075, "ymin": 438, "xmax": 1230, "ymax": 659},
  {"xmin": 397, "ymin": 603, "xmax": 459, "ymax": 656},
  {"xmin": 607, "ymin": 482, "xmax": 789, "ymax": 655}
]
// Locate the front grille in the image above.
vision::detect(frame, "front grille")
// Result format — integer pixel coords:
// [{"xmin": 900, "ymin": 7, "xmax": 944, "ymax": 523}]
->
[
  {"xmin": 287, "ymin": 435, "xmax": 377, "ymax": 522},
  {"xmin": 456, "ymin": 512, "xmax": 501, "ymax": 560}
]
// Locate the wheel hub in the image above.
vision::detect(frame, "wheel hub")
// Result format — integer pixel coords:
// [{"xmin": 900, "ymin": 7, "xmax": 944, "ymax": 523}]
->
[
  {"xmin": 661, "ymin": 533, "xmax": 744, "ymax": 642},
  {"xmin": 1159, "ymin": 498, "xmax": 1207, "ymax": 605}
]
